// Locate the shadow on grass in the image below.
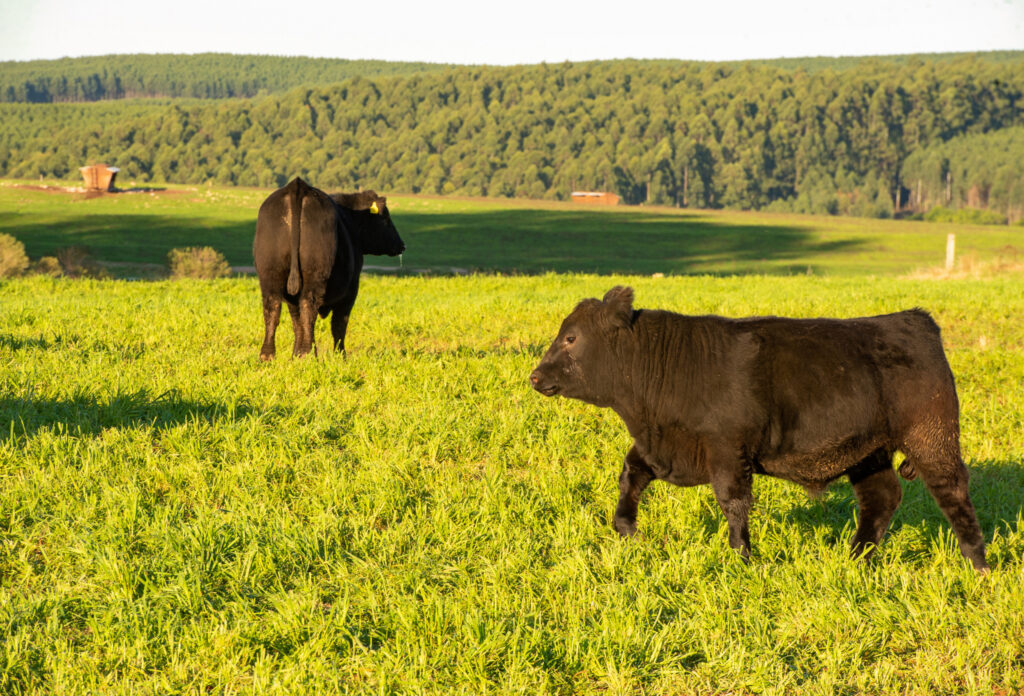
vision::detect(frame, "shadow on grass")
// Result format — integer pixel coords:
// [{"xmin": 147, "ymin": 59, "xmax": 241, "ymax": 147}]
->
[
  {"xmin": 0, "ymin": 210, "xmax": 257, "ymax": 269},
  {"xmin": 0, "ymin": 334, "xmax": 50, "ymax": 351},
  {"xmin": 396, "ymin": 208, "xmax": 861, "ymax": 275},
  {"xmin": 0, "ymin": 206, "xmax": 861, "ymax": 276},
  {"xmin": 783, "ymin": 459, "xmax": 1024, "ymax": 566},
  {"xmin": 2, "ymin": 387, "xmax": 260, "ymax": 438}
]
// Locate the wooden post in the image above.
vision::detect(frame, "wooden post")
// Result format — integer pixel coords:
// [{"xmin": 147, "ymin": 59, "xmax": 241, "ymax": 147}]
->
[
  {"xmin": 945, "ymin": 233, "xmax": 956, "ymax": 272},
  {"xmin": 682, "ymin": 164, "xmax": 689, "ymax": 208}
]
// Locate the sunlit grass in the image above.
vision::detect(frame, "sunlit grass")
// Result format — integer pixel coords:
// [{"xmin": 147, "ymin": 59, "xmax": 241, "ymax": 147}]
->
[{"xmin": 1, "ymin": 273, "xmax": 1022, "ymax": 694}]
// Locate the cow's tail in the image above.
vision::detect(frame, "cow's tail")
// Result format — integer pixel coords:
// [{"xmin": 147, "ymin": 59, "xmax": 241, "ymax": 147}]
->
[{"xmin": 286, "ymin": 178, "xmax": 306, "ymax": 295}]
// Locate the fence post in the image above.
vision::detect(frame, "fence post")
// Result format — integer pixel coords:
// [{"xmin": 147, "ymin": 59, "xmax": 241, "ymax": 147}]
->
[{"xmin": 945, "ymin": 233, "xmax": 956, "ymax": 272}]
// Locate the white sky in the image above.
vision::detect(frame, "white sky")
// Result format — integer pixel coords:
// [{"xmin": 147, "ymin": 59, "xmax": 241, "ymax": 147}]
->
[{"xmin": 1, "ymin": 0, "xmax": 1021, "ymax": 64}]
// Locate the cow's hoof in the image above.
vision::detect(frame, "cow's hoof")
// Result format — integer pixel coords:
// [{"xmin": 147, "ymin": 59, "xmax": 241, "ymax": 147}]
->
[
  {"xmin": 849, "ymin": 542, "xmax": 877, "ymax": 562},
  {"xmin": 259, "ymin": 352, "xmax": 274, "ymax": 362}
]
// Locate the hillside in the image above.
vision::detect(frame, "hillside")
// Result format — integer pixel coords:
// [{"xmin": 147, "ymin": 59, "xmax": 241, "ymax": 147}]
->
[{"xmin": 2, "ymin": 54, "xmax": 1023, "ymax": 218}]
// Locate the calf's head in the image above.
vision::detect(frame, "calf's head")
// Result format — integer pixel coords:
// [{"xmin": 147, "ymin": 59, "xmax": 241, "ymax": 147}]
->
[
  {"xmin": 529, "ymin": 286, "xmax": 635, "ymax": 407},
  {"xmin": 333, "ymin": 190, "xmax": 406, "ymax": 256}
]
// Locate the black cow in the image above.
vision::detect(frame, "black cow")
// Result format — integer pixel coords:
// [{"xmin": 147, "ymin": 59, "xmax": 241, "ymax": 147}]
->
[
  {"xmin": 253, "ymin": 177, "xmax": 405, "ymax": 359},
  {"xmin": 530, "ymin": 287, "xmax": 988, "ymax": 570}
]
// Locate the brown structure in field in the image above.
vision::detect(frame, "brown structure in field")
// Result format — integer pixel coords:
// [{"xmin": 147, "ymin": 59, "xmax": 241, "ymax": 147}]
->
[
  {"xmin": 79, "ymin": 164, "xmax": 119, "ymax": 192},
  {"xmin": 571, "ymin": 191, "xmax": 620, "ymax": 206}
]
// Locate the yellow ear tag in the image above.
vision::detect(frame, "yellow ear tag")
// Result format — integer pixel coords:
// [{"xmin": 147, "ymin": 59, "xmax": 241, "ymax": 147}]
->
[{"xmin": 370, "ymin": 201, "xmax": 379, "ymax": 215}]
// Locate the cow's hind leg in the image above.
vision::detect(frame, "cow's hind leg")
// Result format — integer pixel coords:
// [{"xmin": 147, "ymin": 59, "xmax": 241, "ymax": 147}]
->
[
  {"xmin": 259, "ymin": 292, "xmax": 283, "ymax": 361},
  {"xmin": 286, "ymin": 302, "xmax": 303, "ymax": 356},
  {"xmin": 292, "ymin": 292, "xmax": 322, "ymax": 357},
  {"xmin": 613, "ymin": 447, "xmax": 655, "ymax": 537},
  {"xmin": 847, "ymin": 450, "xmax": 902, "ymax": 561}
]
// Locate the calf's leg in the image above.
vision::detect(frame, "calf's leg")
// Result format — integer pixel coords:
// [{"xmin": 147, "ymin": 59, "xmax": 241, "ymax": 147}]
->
[
  {"xmin": 709, "ymin": 453, "xmax": 753, "ymax": 561},
  {"xmin": 847, "ymin": 450, "xmax": 902, "ymax": 560},
  {"xmin": 917, "ymin": 461, "xmax": 988, "ymax": 571},
  {"xmin": 259, "ymin": 292, "xmax": 282, "ymax": 361},
  {"xmin": 902, "ymin": 428, "xmax": 988, "ymax": 571},
  {"xmin": 613, "ymin": 447, "xmax": 655, "ymax": 537}
]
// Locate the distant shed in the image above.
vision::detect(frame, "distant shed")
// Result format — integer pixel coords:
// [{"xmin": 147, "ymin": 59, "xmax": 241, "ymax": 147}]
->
[
  {"xmin": 571, "ymin": 191, "xmax": 620, "ymax": 206},
  {"xmin": 79, "ymin": 164, "xmax": 120, "ymax": 192}
]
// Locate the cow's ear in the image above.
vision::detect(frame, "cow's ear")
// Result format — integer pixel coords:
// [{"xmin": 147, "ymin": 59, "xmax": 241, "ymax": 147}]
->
[{"xmin": 602, "ymin": 286, "xmax": 634, "ymax": 328}]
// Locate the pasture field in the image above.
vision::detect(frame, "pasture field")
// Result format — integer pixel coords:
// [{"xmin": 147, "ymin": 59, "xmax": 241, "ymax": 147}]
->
[
  {"xmin": 2, "ymin": 179, "xmax": 1023, "ymax": 276},
  {"xmin": 1, "ymin": 272, "xmax": 1023, "ymax": 694}
]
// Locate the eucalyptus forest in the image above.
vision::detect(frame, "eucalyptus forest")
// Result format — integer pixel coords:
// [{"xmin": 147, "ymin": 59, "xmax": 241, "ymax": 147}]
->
[{"xmin": 1, "ymin": 52, "xmax": 1022, "ymax": 219}]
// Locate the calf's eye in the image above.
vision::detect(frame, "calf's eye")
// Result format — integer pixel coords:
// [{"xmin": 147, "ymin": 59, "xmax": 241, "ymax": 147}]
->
[{"xmin": 565, "ymin": 335, "xmax": 576, "ymax": 345}]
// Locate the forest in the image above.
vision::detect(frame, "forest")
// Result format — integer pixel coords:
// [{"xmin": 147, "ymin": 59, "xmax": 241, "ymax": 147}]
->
[
  {"xmin": 0, "ymin": 54, "xmax": 448, "ymax": 102},
  {"xmin": 1, "ymin": 53, "xmax": 1022, "ymax": 219}
]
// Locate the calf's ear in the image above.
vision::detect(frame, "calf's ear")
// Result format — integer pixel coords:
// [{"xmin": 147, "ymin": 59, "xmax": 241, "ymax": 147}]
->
[{"xmin": 602, "ymin": 286, "xmax": 634, "ymax": 329}]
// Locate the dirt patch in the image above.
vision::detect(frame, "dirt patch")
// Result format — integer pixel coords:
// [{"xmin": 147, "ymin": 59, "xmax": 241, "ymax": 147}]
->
[
  {"xmin": 96, "ymin": 260, "xmax": 170, "ymax": 280},
  {"xmin": 906, "ymin": 248, "xmax": 1024, "ymax": 279}
]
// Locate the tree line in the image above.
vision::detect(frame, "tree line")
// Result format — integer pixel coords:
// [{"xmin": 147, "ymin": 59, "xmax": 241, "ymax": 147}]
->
[
  {"xmin": 1, "ymin": 55, "xmax": 1022, "ymax": 219},
  {"xmin": 3, "ymin": 52, "xmax": 1021, "ymax": 104},
  {"xmin": 0, "ymin": 54, "xmax": 449, "ymax": 102}
]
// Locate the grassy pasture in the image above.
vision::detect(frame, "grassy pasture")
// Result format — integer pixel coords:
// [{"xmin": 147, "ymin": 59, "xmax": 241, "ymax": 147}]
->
[
  {"xmin": 1, "ymin": 270, "xmax": 1023, "ymax": 694},
  {"xmin": 1, "ymin": 180, "xmax": 1022, "ymax": 276}
]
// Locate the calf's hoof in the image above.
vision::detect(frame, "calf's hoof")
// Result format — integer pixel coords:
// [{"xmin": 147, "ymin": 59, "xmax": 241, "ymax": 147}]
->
[
  {"xmin": 613, "ymin": 516, "xmax": 638, "ymax": 538},
  {"xmin": 259, "ymin": 351, "xmax": 274, "ymax": 362}
]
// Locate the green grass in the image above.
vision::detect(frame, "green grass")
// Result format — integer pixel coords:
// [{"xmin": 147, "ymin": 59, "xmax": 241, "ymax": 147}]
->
[
  {"xmin": 2, "ymin": 273, "xmax": 1023, "ymax": 694},
  {"xmin": 2, "ymin": 180, "xmax": 1022, "ymax": 276}
]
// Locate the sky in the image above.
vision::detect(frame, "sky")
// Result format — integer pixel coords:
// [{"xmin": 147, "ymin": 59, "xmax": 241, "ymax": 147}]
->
[{"xmin": 1, "ymin": 0, "xmax": 1021, "ymax": 65}]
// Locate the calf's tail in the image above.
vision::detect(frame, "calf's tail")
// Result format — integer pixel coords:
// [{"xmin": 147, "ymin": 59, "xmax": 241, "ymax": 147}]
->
[
  {"xmin": 898, "ymin": 460, "xmax": 918, "ymax": 480},
  {"xmin": 287, "ymin": 178, "xmax": 305, "ymax": 295}
]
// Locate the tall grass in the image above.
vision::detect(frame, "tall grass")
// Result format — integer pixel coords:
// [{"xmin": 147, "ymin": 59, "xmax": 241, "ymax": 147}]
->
[{"xmin": 1, "ymin": 274, "xmax": 1023, "ymax": 694}]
